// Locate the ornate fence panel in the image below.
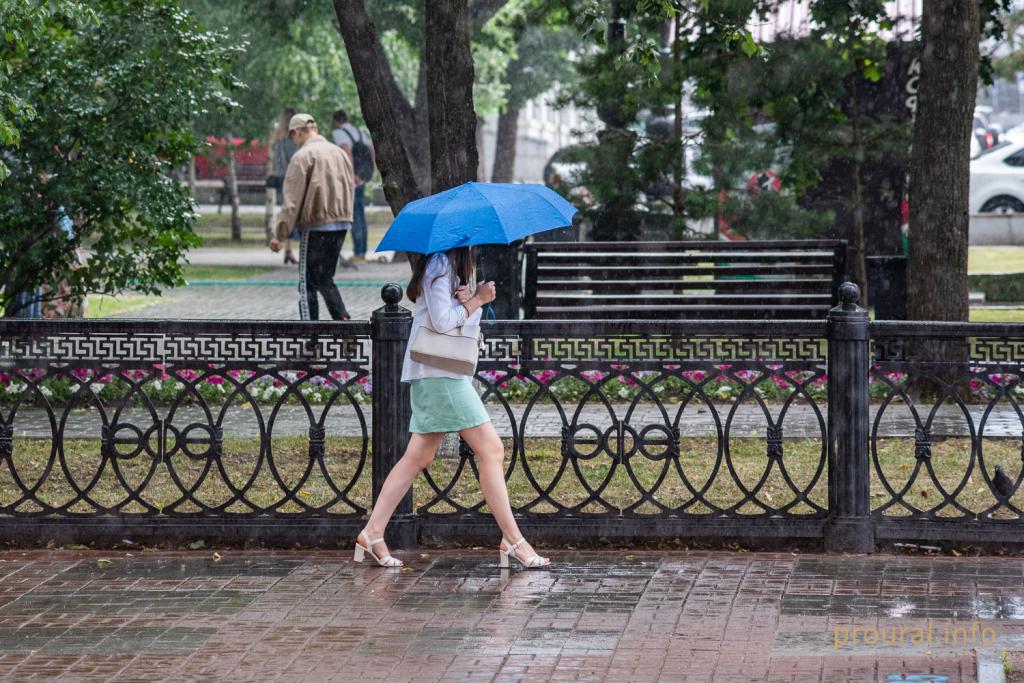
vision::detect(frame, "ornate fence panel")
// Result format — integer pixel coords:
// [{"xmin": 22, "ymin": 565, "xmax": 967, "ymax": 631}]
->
[
  {"xmin": 4, "ymin": 285, "xmax": 1024, "ymax": 548},
  {"xmin": 415, "ymin": 318, "xmax": 831, "ymax": 543},
  {"xmin": 870, "ymin": 321, "xmax": 1024, "ymax": 544},
  {"xmin": 0, "ymin": 319, "xmax": 372, "ymax": 545}
]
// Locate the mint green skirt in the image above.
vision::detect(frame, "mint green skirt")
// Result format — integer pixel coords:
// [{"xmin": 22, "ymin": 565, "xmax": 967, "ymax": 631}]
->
[{"xmin": 409, "ymin": 377, "xmax": 491, "ymax": 434}]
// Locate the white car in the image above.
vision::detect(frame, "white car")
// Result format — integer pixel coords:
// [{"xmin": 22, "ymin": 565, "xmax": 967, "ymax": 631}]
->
[{"xmin": 970, "ymin": 141, "xmax": 1024, "ymax": 214}]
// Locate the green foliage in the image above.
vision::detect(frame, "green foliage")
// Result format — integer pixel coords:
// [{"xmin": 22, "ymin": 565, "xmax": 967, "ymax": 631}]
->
[
  {"xmin": 980, "ymin": 0, "xmax": 1016, "ymax": 85},
  {"xmin": 0, "ymin": 0, "xmax": 52, "ymax": 182},
  {"xmin": 0, "ymin": 0, "xmax": 240, "ymax": 315},
  {"xmin": 558, "ymin": 0, "xmax": 916, "ymax": 242}
]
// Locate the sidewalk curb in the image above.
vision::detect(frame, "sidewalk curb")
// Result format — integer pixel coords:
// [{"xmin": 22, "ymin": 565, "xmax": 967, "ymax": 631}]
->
[{"xmin": 978, "ymin": 652, "xmax": 1006, "ymax": 683}]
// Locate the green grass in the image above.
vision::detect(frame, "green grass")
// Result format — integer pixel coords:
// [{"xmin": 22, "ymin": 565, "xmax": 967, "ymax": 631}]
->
[
  {"xmin": 180, "ymin": 264, "xmax": 276, "ymax": 282},
  {"xmin": 969, "ymin": 308, "xmax": 1024, "ymax": 322},
  {"xmin": 969, "ymin": 247, "xmax": 1024, "ymax": 275},
  {"xmin": 193, "ymin": 213, "xmax": 268, "ymax": 230},
  {"xmin": 86, "ymin": 294, "xmax": 162, "ymax": 318},
  {"xmin": 191, "ymin": 207, "xmax": 391, "ymax": 249},
  {"xmin": 4, "ymin": 435, "xmax": 1022, "ymax": 518}
]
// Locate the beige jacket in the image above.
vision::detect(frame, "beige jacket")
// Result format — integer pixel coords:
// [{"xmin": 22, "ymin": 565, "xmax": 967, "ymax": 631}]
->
[{"xmin": 275, "ymin": 134, "xmax": 355, "ymax": 240}]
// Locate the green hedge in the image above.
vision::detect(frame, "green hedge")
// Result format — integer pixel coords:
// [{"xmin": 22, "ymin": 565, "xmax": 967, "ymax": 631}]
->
[{"xmin": 968, "ymin": 272, "xmax": 1024, "ymax": 303}]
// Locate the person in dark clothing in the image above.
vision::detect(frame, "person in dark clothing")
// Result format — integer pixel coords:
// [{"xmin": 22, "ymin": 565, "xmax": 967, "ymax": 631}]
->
[{"xmin": 300, "ymin": 230, "xmax": 349, "ymax": 320}]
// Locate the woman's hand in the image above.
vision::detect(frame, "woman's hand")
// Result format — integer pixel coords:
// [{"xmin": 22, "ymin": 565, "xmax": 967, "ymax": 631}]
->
[
  {"xmin": 473, "ymin": 281, "xmax": 497, "ymax": 305},
  {"xmin": 454, "ymin": 285, "xmax": 473, "ymax": 304}
]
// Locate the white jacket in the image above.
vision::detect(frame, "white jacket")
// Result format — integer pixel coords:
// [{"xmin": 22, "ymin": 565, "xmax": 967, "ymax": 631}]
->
[{"xmin": 401, "ymin": 253, "xmax": 483, "ymax": 382}]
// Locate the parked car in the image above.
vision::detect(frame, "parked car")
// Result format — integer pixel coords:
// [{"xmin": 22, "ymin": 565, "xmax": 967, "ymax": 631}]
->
[
  {"xmin": 970, "ymin": 141, "xmax": 1024, "ymax": 214},
  {"xmin": 974, "ymin": 109, "xmax": 998, "ymax": 152}
]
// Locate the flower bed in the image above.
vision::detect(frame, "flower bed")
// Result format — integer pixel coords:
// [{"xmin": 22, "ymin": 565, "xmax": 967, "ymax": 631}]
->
[
  {"xmin": 4, "ymin": 364, "xmax": 1018, "ymax": 407},
  {"xmin": 0, "ymin": 368, "xmax": 372, "ymax": 407}
]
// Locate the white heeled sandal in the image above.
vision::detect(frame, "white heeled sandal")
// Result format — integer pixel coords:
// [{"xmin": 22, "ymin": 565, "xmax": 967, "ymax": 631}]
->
[
  {"xmin": 499, "ymin": 537, "xmax": 550, "ymax": 569},
  {"xmin": 353, "ymin": 530, "xmax": 403, "ymax": 567}
]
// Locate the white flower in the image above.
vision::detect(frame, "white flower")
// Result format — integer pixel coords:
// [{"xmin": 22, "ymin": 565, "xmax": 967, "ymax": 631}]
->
[
  {"xmin": 617, "ymin": 388, "xmax": 630, "ymax": 398},
  {"xmin": 654, "ymin": 385, "xmax": 664, "ymax": 393},
  {"xmin": 152, "ymin": 380, "xmax": 162, "ymax": 392},
  {"xmin": 89, "ymin": 383, "xmax": 103, "ymax": 394},
  {"xmin": 39, "ymin": 386, "xmax": 52, "ymax": 398},
  {"xmin": 715, "ymin": 386, "xmax": 732, "ymax": 398},
  {"xmin": 6, "ymin": 383, "xmax": 25, "ymax": 395}
]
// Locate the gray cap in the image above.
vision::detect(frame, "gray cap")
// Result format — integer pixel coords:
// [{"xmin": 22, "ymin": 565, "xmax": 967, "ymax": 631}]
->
[{"xmin": 288, "ymin": 113, "xmax": 316, "ymax": 132}]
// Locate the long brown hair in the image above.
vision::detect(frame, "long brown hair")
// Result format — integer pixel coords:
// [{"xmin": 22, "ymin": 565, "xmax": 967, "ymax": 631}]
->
[{"xmin": 407, "ymin": 247, "xmax": 475, "ymax": 302}]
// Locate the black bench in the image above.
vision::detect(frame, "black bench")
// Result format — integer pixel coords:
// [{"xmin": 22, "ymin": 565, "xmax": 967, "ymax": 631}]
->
[
  {"xmin": 217, "ymin": 162, "xmax": 268, "ymax": 213},
  {"xmin": 522, "ymin": 239, "xmax": 848, "ymax": 319}
]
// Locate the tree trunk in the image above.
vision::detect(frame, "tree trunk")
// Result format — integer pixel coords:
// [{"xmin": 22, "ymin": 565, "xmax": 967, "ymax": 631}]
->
[
  {"xmin": 333, "ymin": 0, "xmax": 423, "ymax": 213},
  {"xmin": 491, "ymin": 104, "xmax": 519, "ymax": 183},
  {"xmin": 906, "ymin": 0, "xmax": 979, "ymax": 322},
  {"xmin": 671, "ymin": 16, "xmax": 685, "ymax": 223},
  {"xmin": 425, "ymin": 0, "xmax": 478, "ymax": 192},
  {"xmin": 187, "ymin": 156, "xmax": 197, "ymax": 199},
  {"xmin": 225, "ymin": 134, "xmax": 242, "ymax": 242},
  {"xmin": 849, "ymin": 74, "xmax": 869, "ymax": 304}
]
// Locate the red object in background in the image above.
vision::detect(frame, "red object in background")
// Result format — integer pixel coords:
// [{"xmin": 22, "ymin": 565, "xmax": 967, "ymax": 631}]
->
[
  {"xmin": 193, "ymin": 136, "xmax": 269, "ymax": 179},
  {"xmin": 716, "ymin": 189, "xmax": 748, "ymax": 241},
  {"xmin": 746, "ymin": 170, "xmax": 782, "ymax": 193},
  {"xmin": 716, "ymin": 171, "xmax": 782, "ymax": 241}
]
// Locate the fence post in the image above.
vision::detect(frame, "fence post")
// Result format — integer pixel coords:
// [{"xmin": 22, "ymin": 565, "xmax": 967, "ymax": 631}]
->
[
  {"xmin": 371, "ymin": 283, "xmax": 416, "ymax": 548},
  {"xmin": 824, "ymin": 281, "xmax": 874, "ymax": 553}
]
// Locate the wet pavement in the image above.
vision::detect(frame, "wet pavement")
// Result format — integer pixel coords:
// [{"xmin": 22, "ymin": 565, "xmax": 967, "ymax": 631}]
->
[
  {"xmin": 0, "ymin": 548, "xmax": 1020, "ymax": 681},
  {"xmin": 119, "ymin": 252, "xmax": 409, "ymax": 321}
]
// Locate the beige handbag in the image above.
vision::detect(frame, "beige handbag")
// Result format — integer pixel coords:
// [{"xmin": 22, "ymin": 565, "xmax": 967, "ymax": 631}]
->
[{"xmin": 410, "ymin": 318, "xmax": 483, "ymax": 376}]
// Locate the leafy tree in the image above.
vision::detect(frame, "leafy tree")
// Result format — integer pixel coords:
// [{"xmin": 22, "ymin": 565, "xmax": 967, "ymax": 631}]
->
[
  {"xmin": 0, "ymin": 0, "xmax": 240, "ymax": 316},
  {"xmin": 558, "ymin": 0, "xmax": 766, "ymax": 241},
  {"xmin": 490, "ymin": 7, "xmax": 577, "ymax": 182},
  {"xmin": 333, "ymin": 0, "xmax": 514, "ymax": 211},
  {"xmin": 0, "ymin": 0, "xmax": 49, "ymax": 183}
]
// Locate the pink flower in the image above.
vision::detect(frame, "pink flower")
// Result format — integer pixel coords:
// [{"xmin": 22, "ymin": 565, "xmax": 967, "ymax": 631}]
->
[{"xmin": 206, "ymin": 375, "xmax": 224, "ymax": 385}]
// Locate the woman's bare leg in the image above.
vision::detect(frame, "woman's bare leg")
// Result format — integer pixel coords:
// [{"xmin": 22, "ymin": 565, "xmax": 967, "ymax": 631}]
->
[
  {"xmin": 459, "ymin": 421, "xmax": 547, "ymax": 564},
  {"xmin": 358, "ymin": 432, "xmax": 444, "ymax": 560}
]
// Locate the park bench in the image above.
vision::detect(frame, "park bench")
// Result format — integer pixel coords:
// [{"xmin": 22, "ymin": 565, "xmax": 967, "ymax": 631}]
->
[
  {"xmin": 522, "ymin": 239, "xmax": 848, "ymax": 319},
  {"xmin": 216, "ymin": 162, "xmax": 268, "ymax": 213}
]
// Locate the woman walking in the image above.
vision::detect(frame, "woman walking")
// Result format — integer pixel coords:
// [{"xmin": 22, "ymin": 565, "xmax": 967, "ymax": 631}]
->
[{"xmin": 354, "ymin": 246, "xmax": 551, "ymax": 570}]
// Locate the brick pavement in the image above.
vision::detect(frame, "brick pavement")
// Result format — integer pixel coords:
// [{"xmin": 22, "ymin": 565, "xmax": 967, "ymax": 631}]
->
[
  {"xmin": 0, "ymin": 548, "xmax": 1019, "ymax": 682},
  {"xmin": 122, "ymin": 257, "xmax": 410, "ymax": 321}
]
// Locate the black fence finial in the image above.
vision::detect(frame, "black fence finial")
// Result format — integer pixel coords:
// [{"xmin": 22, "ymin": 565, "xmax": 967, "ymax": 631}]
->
[{"xmin": 381, "ymin": 283, "xmax": 403, "ymax": 312}]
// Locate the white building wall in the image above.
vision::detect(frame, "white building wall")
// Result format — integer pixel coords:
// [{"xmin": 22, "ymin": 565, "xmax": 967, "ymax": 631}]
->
[{"xmin": 480, "ymin": 94, "xmax": 593, "ymax": 183}]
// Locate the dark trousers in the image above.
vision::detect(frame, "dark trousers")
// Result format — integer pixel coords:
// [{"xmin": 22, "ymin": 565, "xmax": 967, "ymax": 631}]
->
[{"xmin": 298, "ymin": 230, "xmax": 349, "ymax": 320}]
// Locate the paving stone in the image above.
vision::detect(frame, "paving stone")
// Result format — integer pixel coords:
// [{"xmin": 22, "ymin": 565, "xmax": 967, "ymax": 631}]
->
[{"xmin": 0, "ymin": 549, "xmax": 1015, "ymax": 680}]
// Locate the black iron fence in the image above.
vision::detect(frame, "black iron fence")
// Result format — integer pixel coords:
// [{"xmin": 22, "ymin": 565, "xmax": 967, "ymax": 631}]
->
[{"xmin": 0, "ymin": 282, "xmax": 1022, "ymax": 550}]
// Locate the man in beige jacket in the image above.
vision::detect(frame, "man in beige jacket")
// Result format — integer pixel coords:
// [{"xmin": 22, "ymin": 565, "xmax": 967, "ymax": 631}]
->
[{"xmin": 269, "ymin": 114, "xmax": 354, "ymax": 320}]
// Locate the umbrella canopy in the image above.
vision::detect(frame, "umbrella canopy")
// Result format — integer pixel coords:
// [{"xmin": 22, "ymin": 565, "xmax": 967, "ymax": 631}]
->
[{"xmin": 376, "ymin": 182, "xmax": 577, "ymax": 254}]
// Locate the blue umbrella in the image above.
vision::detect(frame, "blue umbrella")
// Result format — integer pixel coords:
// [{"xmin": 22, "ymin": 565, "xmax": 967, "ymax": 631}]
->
[{"xmin": 376, "ymin": 182, "xmax": 577, "ymax": 254}]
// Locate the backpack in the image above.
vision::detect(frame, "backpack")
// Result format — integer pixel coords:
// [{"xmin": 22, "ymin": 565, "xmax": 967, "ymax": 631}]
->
[{"xmin": 342, "ymin": 127, "xmax": 375, "ymax": 181}]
